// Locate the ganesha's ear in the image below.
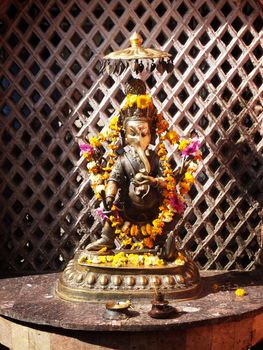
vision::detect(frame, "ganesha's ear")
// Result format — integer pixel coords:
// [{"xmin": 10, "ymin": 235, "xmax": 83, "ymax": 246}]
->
[
  {"xmin": 120, "ymin": 129, "xmax": 126, "ymax": 147},
  {"xmin": 150, "ymin": 124, "xmax": 157, "ymax": 145},
  {"xmin": 150, "ymin": 132, "xmax": 157, "ymax": 145}
]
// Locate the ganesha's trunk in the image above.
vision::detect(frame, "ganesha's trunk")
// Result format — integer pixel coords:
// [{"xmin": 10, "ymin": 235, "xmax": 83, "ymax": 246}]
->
[{"xmin": 134, "ymin": 144, "xmax": 151, "ymax": 173}]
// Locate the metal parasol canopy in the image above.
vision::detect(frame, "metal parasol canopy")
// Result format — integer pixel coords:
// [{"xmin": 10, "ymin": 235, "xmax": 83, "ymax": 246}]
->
[{"xmin": 100, "ymin": 32, "xmax": 174, "ymax": 75}]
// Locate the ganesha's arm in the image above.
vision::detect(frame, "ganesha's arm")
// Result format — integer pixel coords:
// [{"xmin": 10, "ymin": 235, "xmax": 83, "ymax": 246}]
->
[
  {"xmin": 105, "ymin": 180, "xmax": 118, "ymax": 202},
  {"xmin": 105, "ymin": 158, "xmax": 124, "ymax": 205},
  {"xmin": 136, "ymin": 174, "xmax": 166, "ymax": 189}
]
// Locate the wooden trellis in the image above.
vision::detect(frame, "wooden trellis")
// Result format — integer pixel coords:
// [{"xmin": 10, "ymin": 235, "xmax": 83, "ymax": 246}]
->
[{"xmin": 0, "ymin": 0, "xmax": 262, "ymax": 275}]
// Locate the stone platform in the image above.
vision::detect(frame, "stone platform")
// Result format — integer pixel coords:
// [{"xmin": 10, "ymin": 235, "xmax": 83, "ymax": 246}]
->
[{"xmin": 0, "ymin": 270, "xmax": 262, "ymax": 349}]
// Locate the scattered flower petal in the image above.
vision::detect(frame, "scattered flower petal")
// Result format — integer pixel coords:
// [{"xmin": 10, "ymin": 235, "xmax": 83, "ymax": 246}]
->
[{"xmin": 235, "ymin": 288, "xmax": 247, "ymax": 297}]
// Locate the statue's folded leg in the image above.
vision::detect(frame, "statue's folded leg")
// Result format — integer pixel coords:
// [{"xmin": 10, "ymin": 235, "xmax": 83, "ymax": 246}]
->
[{"xmin": 85, "ymin": 221, "xmax": 116, "ymax": 251}]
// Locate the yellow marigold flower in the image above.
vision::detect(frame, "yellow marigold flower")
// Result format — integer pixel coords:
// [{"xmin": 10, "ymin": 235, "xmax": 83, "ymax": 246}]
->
[
  {"xmin": 89, "ymin": 136, "xmax": 102, "ymax": 147},
  {"xmin": 184, "ymin": 172, "xmax": 195, "ymax": 184},
  {"xmin": 166, "ymin": 130, "xmax": 179, "ymax": 144},
  {"xmin": 109, "ymin": 115, "xmax": 119, "ymax": 127},
  {"xmin": 82, "ymin": 152, "xmax": 93, "ymax": 161},
  {"xmin": 235, "ymin": 288, "xmax": 246, "ymax": 297},
  {"xmin": 112, "ymin": 252, "xmax": 128, "ymax": 267},
  {"xmin": 98, "ymin": 247, "xmax": 108, "ymax": 253},
  {"xmin": 160, "ymin": 212, "xmax": 174, "ymax": 222},
  {"xmin": 112, "ymin": 220, "xmax": 122, "ymax": 227},
  {"xmin": 121, "ymin": 238, "xmax": 132, "ymax": 246},
  {"xmin": 109, "ymin": 215, "xmax": 123, "ymax": 227},
  {"xmin": 178, "ymin": 252, "xmax": 186, "ymax": 260},
  {"xmin": 99, "ymin": 256, "xmax": 107, "ymax": 264},
  {"xmin": 126, "ymin": 94, "xmax": 138, "ymax": 107},
  {"xmin": 137, "ymin": 95, "xmax": 151, "ymax": 109},
  {"xmin": 157, "ymin": 258, "xmax": 164, "ymax": 266},
  {"xmin": 128, "ymin": 252, "xmax": 140, "ymax": 264},
  {"xmin": 178, "ymin": 139, "xmax": 190, "ymax": 151},
  {"xmin": 175, "ymin": 258, "xmax": 185, "ymax": 266},
  {"xmin": 95, "ymin": 193, "xmax": 102, "ymax": 200},
  {"xmin": 102, "ymin": 172, "xmax": 110, "ymax": 180}
]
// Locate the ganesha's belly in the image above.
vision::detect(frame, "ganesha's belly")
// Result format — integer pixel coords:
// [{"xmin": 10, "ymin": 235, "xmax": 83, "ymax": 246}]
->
[{"xmin": 123, "ymin": 186, "xmax": 160, "ymax": 223}]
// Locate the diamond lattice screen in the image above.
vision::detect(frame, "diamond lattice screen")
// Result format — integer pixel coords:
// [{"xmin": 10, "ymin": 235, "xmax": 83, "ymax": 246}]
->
[{"xmin": 0, "ymin": 0, "xmax": 263, "ymax": 275}]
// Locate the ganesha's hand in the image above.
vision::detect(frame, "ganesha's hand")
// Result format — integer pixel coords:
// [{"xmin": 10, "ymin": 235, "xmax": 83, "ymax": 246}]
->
[{"xmin": 134, "ymin": 173, "xmax": 158, "ymax": 187}]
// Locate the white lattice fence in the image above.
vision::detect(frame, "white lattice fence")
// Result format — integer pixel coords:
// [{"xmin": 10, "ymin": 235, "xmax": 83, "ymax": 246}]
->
[{"xmin": 0, "ymin": 0, "xmax": 262, "ymax": 274}]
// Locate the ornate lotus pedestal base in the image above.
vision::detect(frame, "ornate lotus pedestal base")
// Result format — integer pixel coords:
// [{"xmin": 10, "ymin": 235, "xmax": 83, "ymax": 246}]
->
[{"xmin": 57, "ymin": 250, "xmax": 201, "ymax": 302}]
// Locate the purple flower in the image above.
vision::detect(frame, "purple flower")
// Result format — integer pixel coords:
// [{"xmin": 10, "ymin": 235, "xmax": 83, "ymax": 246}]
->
[
  {"xmin": 182, "ymin": 140, "xmax": 200, "ymax": 157},
  {"xmin": 170, "ymin": 195, "xmax": 185, "ymax": 214},
  {"xmin": 79, "ymin": 142, "xmax": 94, "ymax": 156},
  {"xmin": 96, "ymin": 208, "xmax": 109, "ymax": 220}
]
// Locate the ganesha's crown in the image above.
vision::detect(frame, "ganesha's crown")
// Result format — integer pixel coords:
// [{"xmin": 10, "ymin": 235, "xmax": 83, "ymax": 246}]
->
[
  {"xmin": 120, "ymin": 78, "xmax": 158, "ymax": 126},
  {"xmin": 124, "ymin": 77, "xmax": 146, "ymax": 95}
]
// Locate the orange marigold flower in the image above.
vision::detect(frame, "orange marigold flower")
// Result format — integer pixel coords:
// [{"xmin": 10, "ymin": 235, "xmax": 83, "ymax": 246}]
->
[
  {"xmin": 163, "ymin": 168, "xmax": 173, "ymax": 176},
  {"xmin": 130, "ymin": 224, "xmax": 139, "ymax": 236},
  {"xmin": 152, "ymin": 219, "xmax": 165, "ymax": 228},
  {"xmin": 152, "ymin": 227, "xmax": 163, "ymax": 235},
  {"xmin": 194, "ymin": 151, "xmax": 202, "ymax": 161},
  {"xmin": 180, "ymin": 181, "xmax": 191, "ymax": 194},
  {"xmin": 137, "ymin": 95, "xmax": 152, "ymax": 109},
  {"xmin": 156, "ymin": 120, "xmax": 169, "ymax": 134},
  {"xmin": 167, "ymin": 183, "xmax": 175, "ymax": 191},
  {"xmin": 158, "ymin": 149, "xmax": 167, "ymax": 157},
  {"xmin": 144, "ymin": 237, "xmax": 154, "ymax": 248},
  {"xmin": 162, "ymin": 189, "xmax": 170, "ymax": 198}
]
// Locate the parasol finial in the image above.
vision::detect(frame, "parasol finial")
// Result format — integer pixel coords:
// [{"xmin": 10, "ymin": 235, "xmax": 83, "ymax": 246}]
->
[{"xmin": 129, "ymin": 32, "xmax": 143, "ymax": 48}]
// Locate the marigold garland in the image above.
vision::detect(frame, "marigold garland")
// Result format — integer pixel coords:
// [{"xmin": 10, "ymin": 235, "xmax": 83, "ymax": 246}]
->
[{"xmin": 80, "ymin": 94, "xmax": 202, "ymax": 250}]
